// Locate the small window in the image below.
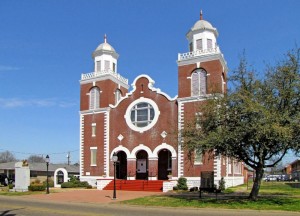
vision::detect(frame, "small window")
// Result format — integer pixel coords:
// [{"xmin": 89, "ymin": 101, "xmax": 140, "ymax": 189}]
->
[
  {"xmin": 115, "ymin": 89, "xmax": 122, "ymax": 104},
  {"xmin": 92, "ymin": 123, "xmax": 96, "ymax": 137},
  {"xmin": 194, "ymin": 149, "xmax": 203, "ymax": 165},
  {"xmin": 113, "ymin": 63, "xmax": 116, "ymax": 72},
  {"xmin": 104, "ymin": 60, "xmax": 110, "ymax": 70},
  {"xmin": 221, "ymin": 73, "xmax": 225, "ymax": 93},
  {"xmin": 228, "ymin": 159, "xmax": 232, "ymax": 174},
  {"xmin": 90, "ymin": 148, "xmax": 97, "ymax": 166},
  {"xmin": 207, "ymin": 39, "xmax": 212, "ymax": 49},
  {"xmin": 233, "ymin": 161, "xmax": 241, "ymax": 174},
  {"xmin": 89, "ymin": 87, "xmax": 100, "ymax": 110},
  {"xmin": 96, "ymin": 61, "xmax": 101, "ymax": 72},
  {"xmin": 195, "ymin": 112, "xmax": 202, "ymax": 129},
  {"xmin": 189, "ymin": 42, "xmax": 193, "ymax": 52},
  {"xmin": 196, "ymin": 39, "xmax": 202, "ymax": 50}
]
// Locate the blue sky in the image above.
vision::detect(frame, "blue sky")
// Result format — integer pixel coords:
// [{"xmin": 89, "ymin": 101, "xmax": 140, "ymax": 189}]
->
[{"xmin": 0, "ymin": 0, "xmax": 299, "ymax": 164}]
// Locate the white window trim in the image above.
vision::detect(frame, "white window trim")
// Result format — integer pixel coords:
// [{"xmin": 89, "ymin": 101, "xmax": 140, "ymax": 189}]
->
[
  {"xmin": 91, "ymin": 123, "xmax": 96, "ymax": 137},
  {"xmin": 194, "ymin": 149, "xmax": 203, "ymax": 165},
  {"xmin": 124, "ymin": 97, "xmax": 160, "ymax": 133},
  {"xmin": 90, "ymin": 147, "xmax": 97, "ymax": 166}
]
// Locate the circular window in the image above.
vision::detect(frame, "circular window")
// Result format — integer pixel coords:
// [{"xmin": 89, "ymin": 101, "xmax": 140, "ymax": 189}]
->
[{"xmin": 125, "ymin": 98, "xmax": 160, "ymax": 132}]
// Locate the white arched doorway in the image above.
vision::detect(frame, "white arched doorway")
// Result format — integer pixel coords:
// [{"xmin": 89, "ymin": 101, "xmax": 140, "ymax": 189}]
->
[{"xmin": 54, "ymin": 168, "xmax": 68, "ymax": 188}]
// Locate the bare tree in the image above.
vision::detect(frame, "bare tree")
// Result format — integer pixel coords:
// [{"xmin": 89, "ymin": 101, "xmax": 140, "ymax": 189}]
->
[
  {"xmin": 0, "ymin": 151, "xmax": 16, "ymax": 163},
  {"xmin": 27, "ymin": 155, "xmax": 46, "ymax": 163}
]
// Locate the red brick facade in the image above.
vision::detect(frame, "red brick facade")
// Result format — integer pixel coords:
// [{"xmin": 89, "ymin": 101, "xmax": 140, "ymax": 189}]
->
[{"xmin": 79, "ymin": 13, "xmax": 244, "ymax": 189}]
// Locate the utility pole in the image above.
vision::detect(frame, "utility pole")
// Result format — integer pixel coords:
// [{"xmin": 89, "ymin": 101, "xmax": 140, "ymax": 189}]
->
[{"xmin": 67, "ymin": 152, "xmax": 70, "ymax": 165}]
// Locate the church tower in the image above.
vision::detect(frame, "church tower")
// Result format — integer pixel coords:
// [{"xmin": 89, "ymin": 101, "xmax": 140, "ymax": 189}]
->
[
  {"xmin": 79, "ymin": 36, "xmax": 129, "ymax": 178},
  {"xmin": 80, "ymin": 35, "xmax": 129, "ymax": 111},
  {"xmin": 177, "ymin": 11, "xmax": 228, "ymax": 179},
  {"xmin": 177, "ymin": 11, "xmax": 227, "ymax": 98}
]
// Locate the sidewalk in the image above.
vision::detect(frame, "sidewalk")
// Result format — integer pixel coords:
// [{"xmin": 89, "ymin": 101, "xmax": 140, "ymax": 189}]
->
[{"xmin": 21, "ymin": 188, "xmax": 162, "ymax": 204}]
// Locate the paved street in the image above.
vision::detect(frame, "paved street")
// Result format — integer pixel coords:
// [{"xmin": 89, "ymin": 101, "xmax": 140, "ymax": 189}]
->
[
  {"xmin": 1, "ymin": 196, "xmax": 299, "ymax": 216},
  {"xmin": 0, "ymin": 191, "xmax": 300, "ymax": 216}
]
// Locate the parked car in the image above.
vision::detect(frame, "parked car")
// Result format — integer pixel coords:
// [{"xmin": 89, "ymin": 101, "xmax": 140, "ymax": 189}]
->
[
  {"xmin": 277, "ymin": 174, "xmax": 290, "ymax": 181},
  {"xmin": 264, "ymin": 175, "xmax": 281, "ymax": 181},
  {"xmin": 0, "ymin": 173, "xmax": 9, "ymax": 186}
]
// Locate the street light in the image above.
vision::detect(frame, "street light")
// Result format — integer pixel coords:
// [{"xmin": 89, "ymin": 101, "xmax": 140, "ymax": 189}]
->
[
  {"xmin": 112, "ymin": 152, "xmax": 118, "ymax": 200},
  {"xmin": 45, "ymin": 155, "xmax": 50, "ymax": 194}
]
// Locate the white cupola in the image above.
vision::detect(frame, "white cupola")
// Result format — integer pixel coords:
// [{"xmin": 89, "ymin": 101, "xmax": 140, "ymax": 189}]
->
[
  {"xmin": 92, "ymin": 35, "xmax": 119, "ymax": 73},
  {"xmin": 186, "ymin": 10, "xmax": 218, "ymax": 53}
]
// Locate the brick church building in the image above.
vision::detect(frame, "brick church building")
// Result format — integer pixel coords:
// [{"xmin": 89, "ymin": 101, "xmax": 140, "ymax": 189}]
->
[{"xmin": 79, "ymin": 12, "xmax": 244, "ymax": 190}]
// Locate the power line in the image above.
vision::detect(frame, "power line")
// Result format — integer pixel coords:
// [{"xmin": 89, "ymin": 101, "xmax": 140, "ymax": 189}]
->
[{"xmin": 0, "ymin": 148, "xmax": 78, "ymax": 156}]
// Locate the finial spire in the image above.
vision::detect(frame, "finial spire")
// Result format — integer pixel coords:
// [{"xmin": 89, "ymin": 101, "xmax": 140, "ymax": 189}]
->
[
  {"xmin": 200, "ymin": 10, "xmax": 203, "ymax": 20},
  {"xmin": 104, "ymin": 34, "xmax": 107, "ymax": 43}
]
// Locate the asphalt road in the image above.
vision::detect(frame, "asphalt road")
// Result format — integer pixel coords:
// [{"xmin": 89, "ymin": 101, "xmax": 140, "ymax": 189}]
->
[{"xmin": 0, "ymin": 196, "xmax": 299, "ymax": 216}]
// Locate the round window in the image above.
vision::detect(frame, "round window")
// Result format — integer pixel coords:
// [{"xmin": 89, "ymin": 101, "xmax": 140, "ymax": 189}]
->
[
  {"xmin": 130, "ymin": 102, "xmax": 155, "ymax": 127},
  {"xmin": 125, "ymin": 98, "xmax": 160, "ymax": 132}
]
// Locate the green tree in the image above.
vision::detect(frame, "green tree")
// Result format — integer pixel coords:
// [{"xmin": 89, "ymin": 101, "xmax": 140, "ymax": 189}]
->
[{"xmin": 182, "ymin": 48, "xmax": 300, "ymax": 200}]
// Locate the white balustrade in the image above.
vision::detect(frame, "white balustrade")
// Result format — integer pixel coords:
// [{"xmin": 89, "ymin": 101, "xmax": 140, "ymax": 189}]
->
[
  {"xmin": 178, "ymin": 46, "xmax": 220, "ymax": 61},
  {"xmin": 81, "ymin": 70, "xmax": 128, "ymax": 84}
]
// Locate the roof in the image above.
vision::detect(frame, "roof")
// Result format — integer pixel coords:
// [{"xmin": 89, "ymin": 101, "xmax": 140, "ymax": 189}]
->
[
  {"xmin": 188, "ymin": 19, "xmax": 218, "ymax": 37},
  {"xmin": 92, "ymin": 34, "xmax": 119, "ymax": 59},
  {"xmin": 290, "ymin": 158, "xmax": 300, "ymax": 166},
  {"xmin": 186, "ymin": 11, "xmax": 218, "ymax": 37},
  {"xmin": 95, "ymin": 42, "xmax": 116, "ymax": 53},
  {"xmin": 0, "ymin": 162, "xmax": 79, "ymax": 173}
]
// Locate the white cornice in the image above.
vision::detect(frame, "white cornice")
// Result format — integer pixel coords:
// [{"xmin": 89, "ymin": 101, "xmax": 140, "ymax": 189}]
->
[
  {"xmin": 177, "ymin": 53, "xmax": 228, "ymax": 74},
  {"xmin": 80, "ymin": 73, "xmax": 130, "ymax": 89},
  {"xmin": 80, "ymin": 108, "xmax": 110, "ymax": 115},
  {"xmin": 177, "ymin": 93, "xmax": 223, "ymax": 103}
]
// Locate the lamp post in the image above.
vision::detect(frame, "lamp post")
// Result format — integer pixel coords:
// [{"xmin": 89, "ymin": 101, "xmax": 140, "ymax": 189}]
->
[
  {"xmin": 45, "ymin": 155, "xmax": 50, "ymax": 194},
  {"xmin": 112, "ymin": 152, "xmax": 118, "ymax": 200}
]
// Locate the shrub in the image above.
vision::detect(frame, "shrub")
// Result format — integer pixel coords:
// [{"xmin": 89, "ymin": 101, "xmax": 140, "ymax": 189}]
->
[
  {"xmin": 173, "ymin": 186, "xmax": 178, "ymax": 190},
  {"xmin": 8, "ymin": 184, "xmax": 13, "ymax": 189},
  {"xmin": 43, "ymin": 178, "xmax": 54, "ymax": 188},
  {"xmin": 60, "ymin": 176, "xmax": 91, "ymax": 189},
  {"xmin": 33, "ymin": 179, "xmax": 41, "ymax": 184},
  {"xmin": 28, "ymin": 184, "xmax": 46, "ymax": 191},
  {"xmin": 177, "ymin": 177, "xmax": 188, "ymax": 190},
  {"xmin": 61, "ymin": 182, "xmax": 75, "ymax": 188},
  {"xmin": 189, "ymin": 186, "xmax": 198, "ymax": 192},
  {"xmin": 218, "ymin": 177, "xmax": 226, "ymax": 191}
]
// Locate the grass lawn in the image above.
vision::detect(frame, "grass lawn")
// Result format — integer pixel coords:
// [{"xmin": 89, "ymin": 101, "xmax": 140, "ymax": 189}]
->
[{"xmin": 122, "ymin": 181, "xmax": 300, "ymax": 212}]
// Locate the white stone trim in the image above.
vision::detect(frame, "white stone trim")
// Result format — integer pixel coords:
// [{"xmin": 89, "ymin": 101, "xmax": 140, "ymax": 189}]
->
[
  {"xmin": 153, "ymin": 143, "xmax": 177, "ymax": 158},
  {"xmin": 224, "ymin": 176, "xmax": 244, "ymax": 188},
  {"xmin": 110, "ymin": 75, "xmax": 177, "ymax": 109},
  {"xmin": 124, "ymin": 97, "xmax": 160, "ymax": 133},
  {"xmin": 177, "ymin": 101, "xmax": 185, "ymax": 177},
  {"xmin": 214, "ymin": 153, "xmax": 221, "ymax": 181},
  {"xmin": 104, "ymin": 111, "xmax": 110, "ymax": 177},
  {"xmin": 177, "ymin": 52, "xmax": 228, "ymax": 74},
  {"xmin": 110, "ymin": 145, "xmax": 131, "ymax": 159},
  {"xmin": 131, "ymin": 144, "xmax": 153, "ymax": 158},
  {"xmin": 80, "ymin": 107, "xmax": 110, "ymax": 115},
  {"xmin": 79, "ymin": 114, "xmax": 84, "ymax": 176},
  {"xmin": 54, "ymin": 168, "xmax": 68, "ymax": 188}
]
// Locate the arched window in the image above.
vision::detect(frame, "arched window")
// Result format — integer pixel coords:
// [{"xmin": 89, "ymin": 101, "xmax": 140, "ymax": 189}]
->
[
  {"xmin": 191, "ymin": 69, "xmax": 207, "ymax": 96},
  {"xmin": 115, "ymin": 89, "xmax": 122, "ymax": 104},
  {"xmin": 89, "ymin": 87, "xmax": 100, "ymax": 109}
]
